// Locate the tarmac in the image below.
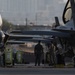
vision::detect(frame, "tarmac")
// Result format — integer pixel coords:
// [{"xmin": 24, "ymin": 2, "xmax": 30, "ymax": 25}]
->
[
  {"xmin": 0, "ymin": 63, "xmax": 75, "ymax": 75},
  {"xmin": 13, "ymin": 63, "xmax": 74, "ymax": 68}
]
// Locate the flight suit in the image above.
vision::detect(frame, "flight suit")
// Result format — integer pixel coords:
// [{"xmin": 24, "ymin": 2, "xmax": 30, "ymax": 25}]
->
[{"xmin": 34, "ymin": 43, "xmax": 43, "ymax": 66}]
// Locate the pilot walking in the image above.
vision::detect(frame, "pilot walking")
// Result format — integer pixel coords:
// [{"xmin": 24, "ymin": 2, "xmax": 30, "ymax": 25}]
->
[{"xmin": 34, "ymin": 41, "xmax": 43, "ymax": 66}]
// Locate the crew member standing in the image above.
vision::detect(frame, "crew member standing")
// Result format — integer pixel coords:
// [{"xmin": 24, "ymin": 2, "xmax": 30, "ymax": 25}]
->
[{"xmin": 34, "ymin": 41, "xmax": 43, "ymax": 66}]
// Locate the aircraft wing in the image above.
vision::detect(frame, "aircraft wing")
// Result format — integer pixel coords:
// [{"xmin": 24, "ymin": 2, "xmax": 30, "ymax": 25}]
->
[
  {"xmin": 7, "ymin": 34, "xmax": 51, "ymax": 41},
  {"xmin": 6, "ymin": 41, "xmax": 25, "ymax": 44},
  {"xmin": 3, "ymin": 31, "xmax": 54, "ymax": 45},
  {"xmin": 8, "ymin": 34, "xmax": 34, "ymax": 40},
  {"xmin": 52, "ymin": 28, "xmax": 75, "ymax": 33},
  {"xmin": 4, "ymin": 32, "xmax": 52, "ymax": 44},
  {"xmin": 3, "ymin": 33, "xmax": 34, "ymax": 44},
  {"xmin": 10, "ymin": 30, "xmax": 70, "ymax": 37},
  {"xmin": 6, "ymin": 38, "xmax": 52, "ymax": 44}
]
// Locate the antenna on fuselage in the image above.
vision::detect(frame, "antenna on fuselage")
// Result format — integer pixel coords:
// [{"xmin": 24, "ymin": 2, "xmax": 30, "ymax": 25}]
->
[{"xmin": 70, "ymin": 0, "xmax": 75, "ymax": 28}]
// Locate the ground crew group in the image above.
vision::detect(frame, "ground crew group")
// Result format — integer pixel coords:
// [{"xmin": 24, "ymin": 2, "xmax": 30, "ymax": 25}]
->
[
  {"xmin": 34, "ymin": 41, "xmax": 75, "ymax": 67},
  {"xmin": 0, "ymin": 40, "xmax": 75, "ymax": 67},
  {"xmin": 34, "ymin": 41, "xmax": 58, "ymax": 66}
]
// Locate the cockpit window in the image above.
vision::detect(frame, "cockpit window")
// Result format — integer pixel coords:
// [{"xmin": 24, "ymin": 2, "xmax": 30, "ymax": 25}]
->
[{"xmin": 62, "ymin": 0, "xmax": 72, "ymax": 24}]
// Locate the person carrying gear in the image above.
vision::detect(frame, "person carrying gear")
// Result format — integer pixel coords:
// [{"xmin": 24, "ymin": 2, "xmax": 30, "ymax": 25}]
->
[
  {"xmin": 34, "ymin": 41, "xmax": 43, "ymax": 66},
  {"xmin": 48, "ymin": 43, "xmax": 55, "ymax": 66}
]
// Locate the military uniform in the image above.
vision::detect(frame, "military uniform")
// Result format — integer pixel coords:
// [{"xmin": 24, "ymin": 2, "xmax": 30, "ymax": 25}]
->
[{"xmin": 34, "ymin": 42, "xmax": 43, "ymax": 66}]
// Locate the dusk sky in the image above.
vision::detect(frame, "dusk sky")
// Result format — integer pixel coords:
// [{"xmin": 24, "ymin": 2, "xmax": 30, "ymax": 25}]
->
[{"xmin": 0, "ymin": 0, "xmax": 67, "ymax": 25}]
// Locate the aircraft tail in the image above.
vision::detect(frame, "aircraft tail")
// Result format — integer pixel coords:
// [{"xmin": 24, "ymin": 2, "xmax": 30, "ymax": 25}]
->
[{"xmin": 54, "ymin": 17, "xmax": 60, "ymax": 28}]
